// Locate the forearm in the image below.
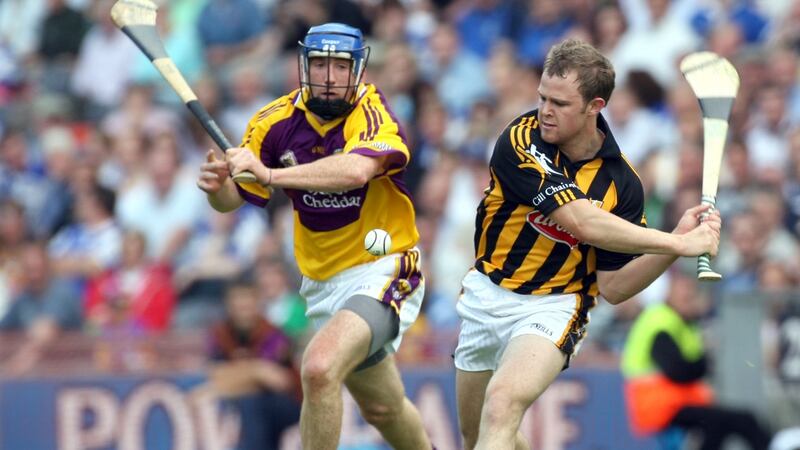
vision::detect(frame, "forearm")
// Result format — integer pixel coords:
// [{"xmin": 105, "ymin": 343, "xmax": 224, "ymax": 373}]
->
[
  {"xmin": 253, "ymin": 360, "xmax": 295, "ymax": 393},
  {"xmin": 157, "ymin": 228, "xmax": 191, "ymax": 263},
  {"xmin": 206, "ymin": 177, "xmax": 244, "ymax": 212},
  {"xmin": 266, "ymin": 153, "xmax": 378, "ymax": 192},
  {"xmin": 598, "ymin": 254, "xmax": 678, "ymax": 304},
  {"xmin": 52, "ymin": 258, "xmax": 103, "ymax": 277},
  {"xmin": 578, "ymin": 210, "xmax": 682, "ymax": 255},
  {"xmin": 208, "ymin": 363, "xmax": 261, "ymax": 397}
]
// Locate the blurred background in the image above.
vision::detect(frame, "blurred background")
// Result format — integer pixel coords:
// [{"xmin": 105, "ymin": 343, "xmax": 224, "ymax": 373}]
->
[{"xmin": 0, "ymin": 0, "xmax": 799, "ymax": 448}]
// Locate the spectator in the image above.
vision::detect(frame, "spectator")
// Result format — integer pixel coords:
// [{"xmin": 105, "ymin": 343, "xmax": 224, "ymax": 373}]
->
[
  {"xmin": 70, "ymin": 0, "xmax": 138, "ymax": 119},
  {"xmin": 36, "ymin": 0, "xmax": 88, "ymax": 61},
  {"xmin": 0, "ymin": 0, "xmax": 46, "ymax": 66},
  {"xmin": 0, "ymin": 199, "xmax": 29, "ymax": 321},
  {"xmin": 173, "ymin": 206, "xmax": 266, "ymax": 329},
  {"xmin": 588, "ymin": 1, "xmax": 628, "ymax": 58},
  {"xmin": 84, "ymin": 230, "xmax": 175, "ymax": 333},
  {"xmin": 484, "ymin": 42, "xmax": 539, "ymax": 133},
  {"xmin": 205, "ymin": 280, "xmax": 301, "ymax": 450},
  {"xmin": 197, "ymin": 0, "xmax": 267, "ymax": 69},
  {"xmin": 718, "ymin": 209, "xmax": 767, "ymax": 292},
  {"xmin": 35, "ymin": 125, "xmax": 78, "ymax": 237},
  {"xmin": 512, "ymin": 0, "xmax": 574, "ymax": 67},
  {"xmin": 746, "ymin": 84, "xmax": 791, "ymax": 180},
  {"xmin": 420, "ymin": 21, "xmax": 491, "ymax": 117},
  {"xmin": 765, "ymin": 46, "xmax": 800, "ymax": 127},
  {"xmin": 100, "ymin": 83, "xmax": 182, "ymax": 141},
  {"xmin": 220, "ymin": 62, "xmax": 271, "ymax": 141},
  {"xmin": 0, "ymin": 241, "xmax": 82, "ymax": 375},
  {"xmin": 0, "ymin": 128, "xmax": 51, "ymax": 235},
  {"xmin": 374, "ymin": 43, "xmax": 420, "ymax": 128},
  {"xmin": 605, "ymin": 72, "xmax": 674, "ymax": 168},
  {"xmin": 97, "ymin": 129, "xmax": 148, "ymax": 192},
  {"xmin": 621, "ymin": 270, "xmax": 772, "ymax": 449},
  {"xmin": 35, "ymin": 0, "xmax": 89, "ymax": 93},
  {"xmin": 253, "ymin": 255, "xmax": 308, "ymax": 340},
  {"xmin": 48, "ymin": 183, "xmax": 123, "ymax": 290},
  {"xmin": 612, "ymin": 0, "xmax": 700, "ymax": 86},
  {"xmin": 452, "ymin": 0, "xmax": 516, "ymax": 60},
  {"xmin": 128, "ymin": 2, "xmax": 205, "ymax": 107},
  {"xmin": 115, "ymin": 130, "xmax": 206, "ymax": 265}
]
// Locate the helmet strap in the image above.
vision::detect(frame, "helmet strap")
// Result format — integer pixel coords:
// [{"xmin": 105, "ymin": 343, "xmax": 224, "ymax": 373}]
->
[{"xmin": 305, "ymin": 97, "xmax": 355, "ymax": 121}]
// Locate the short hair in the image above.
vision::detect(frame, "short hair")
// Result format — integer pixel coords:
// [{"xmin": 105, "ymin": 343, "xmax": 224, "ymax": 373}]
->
[{"xmin": 543, "ymin": 39, "xmax": 615, "ymax": 104}]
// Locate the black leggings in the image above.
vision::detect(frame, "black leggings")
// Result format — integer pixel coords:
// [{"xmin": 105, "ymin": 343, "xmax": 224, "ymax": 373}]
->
[{"xmin": 670, "ymin": 405, "xmax": 771, "ymax": 450}]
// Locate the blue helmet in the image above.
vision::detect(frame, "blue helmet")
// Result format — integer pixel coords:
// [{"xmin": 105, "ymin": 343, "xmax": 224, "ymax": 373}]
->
[{"xmin": 298, "ymin": 23, "xmax": 370, "ymax": 120}]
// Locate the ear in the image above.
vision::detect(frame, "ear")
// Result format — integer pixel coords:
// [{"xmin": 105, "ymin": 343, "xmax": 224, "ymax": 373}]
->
[{"xmin": 586, "ymin": 97, "xmax": 606, "ymax": 116}]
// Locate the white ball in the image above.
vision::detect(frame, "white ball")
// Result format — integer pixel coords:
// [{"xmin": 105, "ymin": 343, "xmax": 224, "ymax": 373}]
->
[{"xmin": 364, "ymin": 229, "xmax": 392, "ymax": 256}]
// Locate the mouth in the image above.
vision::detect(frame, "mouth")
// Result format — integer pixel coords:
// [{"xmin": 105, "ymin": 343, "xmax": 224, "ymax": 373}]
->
[
  {"xmin": 541, "ymin": 122, "xmax": 556, "ymax": 130},
  {"xmin": 321, "ymin": 91, "xmax": 339, "ymax": 100}
]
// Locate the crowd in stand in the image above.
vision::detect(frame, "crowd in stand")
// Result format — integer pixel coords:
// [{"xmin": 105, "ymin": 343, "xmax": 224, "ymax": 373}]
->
[{"xmin": 0, "ymin": 0, "xmax": 799, "ymax": 384}]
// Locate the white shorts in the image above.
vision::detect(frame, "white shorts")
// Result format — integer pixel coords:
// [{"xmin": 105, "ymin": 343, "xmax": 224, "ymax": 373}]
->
[
  {"xmin": 454, "ymin": 270, "xmax": 594, "ymax": 372},
  {"xmin": 300, "ymin": 248, "xmax": 425, "ymax": 353}
]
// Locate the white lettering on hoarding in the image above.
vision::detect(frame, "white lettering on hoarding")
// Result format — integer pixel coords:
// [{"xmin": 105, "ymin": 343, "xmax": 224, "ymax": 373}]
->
[
  {"xmin": 57, "ymin": 388, "xmax": 119, "ymax": 450},
  {"xmin": 56, "ymin": 382, "xmax": 237, "ymax": 450}
]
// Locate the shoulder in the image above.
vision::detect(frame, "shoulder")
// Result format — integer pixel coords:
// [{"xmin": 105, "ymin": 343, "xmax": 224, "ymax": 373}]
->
[
  {"xmin": 249, "ymin": 91, "xmax": 298, "ymax": 128},
  {"xmin": 351, "ymin": 83, "xmax": 392, "ymax": 110},
  {"xmin": 496, "ymin": 109, "xmax": 535, "ymax": 143},
  {"xmin": 612, "ymin": 153, "xmax": 644, "ymax": 193},
  {"xmin": 493, "ymin": 109, "xmax": 555, "ymax": 160}
]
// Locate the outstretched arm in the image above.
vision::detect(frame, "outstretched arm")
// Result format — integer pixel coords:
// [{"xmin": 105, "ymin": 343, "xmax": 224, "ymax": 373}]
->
[
  {"xmin": 594, "ymin": 205, "xmax": 721, "ymax": 304},
  {"xmin": 226, "ymin": 147, "xmax": 385, "ymax": 192},
  {"xmin": 549, "ymin": 200, "xmax": 719, "ymax": 257}
]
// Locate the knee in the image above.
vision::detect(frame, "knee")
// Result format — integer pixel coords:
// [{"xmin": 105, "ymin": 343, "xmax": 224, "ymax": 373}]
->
[
  {"xmin": 301, "ymin": 351, "xmax": 339, "ymax": 396},
  {"xmin": 482, "ymin": 384, "xmax": 526, "ymax": 427},
  {"xmin": 359, "ymin": 399, "xmax": 403, "ymax": 428}
]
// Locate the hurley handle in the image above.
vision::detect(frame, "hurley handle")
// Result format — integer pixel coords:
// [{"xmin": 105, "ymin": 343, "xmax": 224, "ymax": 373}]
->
[{"xmin": 697, "ymin": 195, "xmax": 722, "ymax": 282}]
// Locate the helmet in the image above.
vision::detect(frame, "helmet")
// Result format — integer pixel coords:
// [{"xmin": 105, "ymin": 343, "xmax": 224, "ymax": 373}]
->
[{"xmin": 298, "ymin": 23, "xmax": 370, "ymax": 120}]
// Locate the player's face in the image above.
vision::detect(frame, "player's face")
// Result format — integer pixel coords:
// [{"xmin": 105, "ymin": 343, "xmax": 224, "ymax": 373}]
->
[
  {"xmin": 537, "ymin": 71, "xmax": 592, "ymax": 145},
  {"xmin": 308, "ymin": 57, "xmax": 353, "ymax": 101}
]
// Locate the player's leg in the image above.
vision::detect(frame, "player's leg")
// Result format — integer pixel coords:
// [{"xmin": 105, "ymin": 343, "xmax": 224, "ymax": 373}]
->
[
  {"xmin": 456, "ymin": 368, "xmax": 492, "ymax": 449},
  {"xmin": 475, "ymin": 334, "xmax": 566, "ymax": 450},
  {"xmin": 345, "ymin": 354, "xmax": 431, "ymax": 449},
  {"xmin": 299, "ymin": 308, "xmax": 372, "ymax": 450},
  {"xmin": 456, "ymin": 369, "xmax": 529, "ymax": 450}
]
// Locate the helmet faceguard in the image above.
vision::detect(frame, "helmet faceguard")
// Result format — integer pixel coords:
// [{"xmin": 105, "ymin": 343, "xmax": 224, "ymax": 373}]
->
[{"xmin": 298, "ymin": 23, "xmax": 370, "ymax": 121}]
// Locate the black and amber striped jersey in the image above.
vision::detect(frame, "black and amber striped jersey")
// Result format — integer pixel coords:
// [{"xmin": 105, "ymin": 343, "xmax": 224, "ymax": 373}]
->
[{"xmin": 474, "ymin": 109, "xmax": 647, "ymax": 297}]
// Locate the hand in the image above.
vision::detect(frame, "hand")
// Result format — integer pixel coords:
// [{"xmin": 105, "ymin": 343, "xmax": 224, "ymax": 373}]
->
[
  {"xmin": 673, "ymin": 204, "xmax": 721, "ymax": 235},
  {"xmin": 197, "ymin": 149, "xmax": 230, "ymax": 194},
  {"xmin": 679, "ymin": 221, "xmax": 720, "ymax": 257},
  {"xmin": 225, "ymin": 147, "xmax": 269, "ymax": 184}
]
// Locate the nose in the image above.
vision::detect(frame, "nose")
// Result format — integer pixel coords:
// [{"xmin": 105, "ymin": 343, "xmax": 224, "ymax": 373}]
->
[
  {"xmin": 326, "ymin": 61, "xmax": 342, "ymax": 84},
  {"xmin": 540, "ymin": 100, "xmax": 552, "ymax": 117}
]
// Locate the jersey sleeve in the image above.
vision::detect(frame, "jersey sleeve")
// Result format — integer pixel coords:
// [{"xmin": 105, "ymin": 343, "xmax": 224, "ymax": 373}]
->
[
  {"xmin": 491, "ymin": 118, "xmax": 585, "ymax": 216},
  {"xmin": 595, "ymin": 165, "xmax": 647, "ymax": 271},
  {"xmin": 342, "ymin": 85, "xmax": 409, "ymax": 176},
  {"xmin": 233, "ymin": 99, "xmax": 288, "ymax": 207}
]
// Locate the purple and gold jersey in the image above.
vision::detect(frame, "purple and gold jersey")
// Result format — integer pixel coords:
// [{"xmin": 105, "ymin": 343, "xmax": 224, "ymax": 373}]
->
[{"xmin": 234, "ymin": 84, "xmax": 418, "ymax": 280}]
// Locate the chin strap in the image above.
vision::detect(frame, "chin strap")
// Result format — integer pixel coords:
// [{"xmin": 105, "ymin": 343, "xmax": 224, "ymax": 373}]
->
[{"xmin": 305, "ymin": 97, "xmax": 354, "ymax": 120}]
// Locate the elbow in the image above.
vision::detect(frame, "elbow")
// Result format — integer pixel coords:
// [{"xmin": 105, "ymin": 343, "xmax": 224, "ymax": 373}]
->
[
  {"xmin": 342, "ymin": 168, "xmax": 373, "ymax": 189},
  {"xmin": 599, "ymin": 291, "xmax": 628, "ymax": 305},
  {"xmin": 570, "ymin": 221, "xmax": 595, "ymax": 244},
  {"xmin": 349, "ymin": 171, "xmax": 372, "ymax": 188},
  {"xmin": 597, "ymin": 285, "xmax": 633, "ymax": 305}
]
